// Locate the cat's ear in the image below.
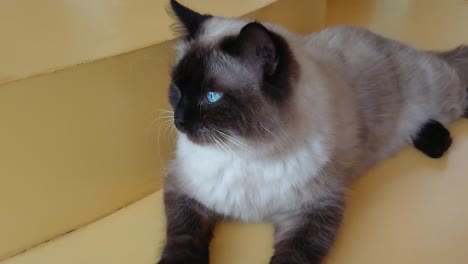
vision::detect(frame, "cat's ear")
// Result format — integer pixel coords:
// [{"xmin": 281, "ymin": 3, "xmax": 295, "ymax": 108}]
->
[
  {"xmin": 237, "ymin": 22, "xmax": 278, "ymax": 76},
  {"xmin": 169, "ymin": 0, "xmax": 211, "ymax": 39}
]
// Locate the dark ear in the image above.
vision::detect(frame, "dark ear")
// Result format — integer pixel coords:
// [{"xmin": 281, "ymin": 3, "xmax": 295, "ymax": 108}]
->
[
  {"xmin": 170, "ymin": 0, "xmax": 211, "ymax": 39},
  {"xmin": 237, "ymin": 22, "xmax": 278, "ymax": 76}
]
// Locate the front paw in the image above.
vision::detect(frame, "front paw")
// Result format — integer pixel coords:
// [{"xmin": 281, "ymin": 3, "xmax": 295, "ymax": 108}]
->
[
  {"xmin": 270, "ymin": 254, "xmax": 290, "ymax": 264},
  {"xmin": 158, "ymin": 257, "xmax": 208, "ymax": 264},
  {"xmin": 270, "ymin": 252, "xmax": 323, "ymax": 264},
  {"xmin": 270, "ymin": 254, "xmax": 302, "ymax": 264},
  {"xmin": 158, "ymin": 249, "xmax": 209, "ymax": 264}
]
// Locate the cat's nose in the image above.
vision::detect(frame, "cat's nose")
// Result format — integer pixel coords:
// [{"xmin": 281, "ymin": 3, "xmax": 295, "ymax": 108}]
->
[
  {"xmin": 174, "ymin": 117, "xmax": 186, "ymax": 130},
  {"xmin": 174, "ymin": 106, "xmax": 187, "ymax": 131}
]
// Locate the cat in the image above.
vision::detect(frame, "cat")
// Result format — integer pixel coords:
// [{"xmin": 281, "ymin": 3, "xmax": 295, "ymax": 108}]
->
[{"xmin": 158, "ymin": 1, "xmax": 468, "ymax": 263}]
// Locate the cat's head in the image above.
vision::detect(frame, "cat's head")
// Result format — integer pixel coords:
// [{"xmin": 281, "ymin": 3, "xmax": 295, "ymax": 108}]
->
[{"xmin": 168, "ymin": 0, "xmax": 298, "ymax": 149}]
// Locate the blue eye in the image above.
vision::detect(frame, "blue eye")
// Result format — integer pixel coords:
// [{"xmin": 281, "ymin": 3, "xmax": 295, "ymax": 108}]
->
[{"xmin": 205, "ymin": 91, "xmax": 223, "ymax": 104}]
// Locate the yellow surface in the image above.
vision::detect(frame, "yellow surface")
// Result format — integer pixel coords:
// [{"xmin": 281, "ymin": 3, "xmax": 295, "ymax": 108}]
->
[
  {"xmin": 0, "ymin": 0, "xmax": 325, "ymax": 260},
  {"xmin": 3, "ymin": 0, "xmax": 468, "ymax": 263},
  {"xmin": 0, "ymin": 40, "xmax": 175, "ymax": 260},
  {"xmin": 0, "ymin": 0, "xmax": 276, "ymax": 85}
]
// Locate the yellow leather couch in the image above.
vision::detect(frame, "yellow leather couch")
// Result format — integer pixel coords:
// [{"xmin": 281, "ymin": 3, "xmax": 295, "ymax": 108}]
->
[{"xmin": 1, "ymin": 0, "xmax": 467, "ymax": 263}]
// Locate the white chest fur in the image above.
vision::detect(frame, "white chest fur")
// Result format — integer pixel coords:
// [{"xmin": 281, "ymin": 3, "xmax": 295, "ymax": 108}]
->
[{"xmin": 173, "ymin": 135, "xmax": 330, "ymax": 222}]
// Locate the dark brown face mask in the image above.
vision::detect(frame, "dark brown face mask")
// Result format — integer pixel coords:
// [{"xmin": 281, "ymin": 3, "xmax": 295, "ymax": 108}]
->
[{"xmin": 168, "ymin": 9, "xmax": 297, "ymax": 145}]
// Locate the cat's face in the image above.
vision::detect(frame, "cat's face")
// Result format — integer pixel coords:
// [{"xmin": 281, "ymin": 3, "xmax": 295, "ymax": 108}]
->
[{"xmin": 168, "ymin": 0, "xmax": 297, "ymax": 146}]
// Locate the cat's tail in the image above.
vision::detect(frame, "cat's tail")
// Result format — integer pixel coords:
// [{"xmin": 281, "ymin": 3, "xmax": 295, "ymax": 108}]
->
[{"xmin": 438, "ymin": 45, "xmax": 468, "ymax": 117}]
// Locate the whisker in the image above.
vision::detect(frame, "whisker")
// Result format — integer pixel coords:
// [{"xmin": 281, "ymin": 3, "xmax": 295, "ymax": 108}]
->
[
  {"xmin": 150, "ymin": 109, "xmax": 174, "ymax": 129},
  {"xmin": 213, "ymin": 135, "xmax": 228, "ymax": 153},
  {"xmin": 157, "ymin": 119, "xmax": 175, "ymax": 158},
  {"xmin": 162, "ymin": 120, "xmax": 175, "ymax": 138},
  {"xmin": 218, "ymin": 132, "xmax": 250, "ymax": 153},
  {"xmin": 153, "ymin": 109, "xmax": 174, "ymax": 114},
  {"xmin": 216, "ymin": 134, "xmax": 239, "ymax": 158},
  {"xmin": 213, "ymin": 128, "xmax": 253, "ymax": 153},
  {"xmin": 199, "ymin": 103, "xmax": 202, "ymax": 119},
  {"xmin": 216, "ymin": 130, "xmax": 252, "ymax": 151},
  {"xmin": 261, "ymin": 124, "xmax": 275, "ymax": 137},
  {"xmin": 211, "ymin": 135, "xmax": 225, "ymax": 152},
  {"xmin": 151, "ymin": 116, "xmax": 173, "ymax": 128}
]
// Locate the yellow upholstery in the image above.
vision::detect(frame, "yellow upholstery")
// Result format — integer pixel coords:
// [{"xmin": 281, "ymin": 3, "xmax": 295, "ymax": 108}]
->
[{"xmin": 2, "ymin": 0, "xmax": 468, "ymax": 263}]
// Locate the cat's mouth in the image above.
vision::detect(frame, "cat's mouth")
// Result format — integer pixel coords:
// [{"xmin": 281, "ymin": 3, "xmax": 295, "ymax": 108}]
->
[
  {"xmin": 177, "ymin": 125, "xmax": 239, "ymax": 148},
  {"xmin": 176, "ymin": 125, "xmax": 218, "ymax": 145}
]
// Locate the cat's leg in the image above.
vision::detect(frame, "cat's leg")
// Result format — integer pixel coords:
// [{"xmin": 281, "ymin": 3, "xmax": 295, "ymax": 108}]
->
[
  {"xmin": 158, "ymin": 191, "xmax": 217, "ymax": 264},
  {"xmin": 464, "ymin": 90, "xmax": 468, "ymax": 118},
  {"xmin": 270, "ymin": 195, "xmax": 344, "ymax": 264},
  {"xmin": 412, "ymin": 119, "xmax": 452, "ymax": 159}
]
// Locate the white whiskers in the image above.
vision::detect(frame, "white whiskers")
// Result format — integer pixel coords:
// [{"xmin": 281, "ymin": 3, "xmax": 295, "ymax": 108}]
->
[
  {"xmin": 261, "ymin": 124, "xmax": 275, "ymax": 138},
  {"xmin": 212, "ymin": 133, "xmax": 239, "ymax": 158},
  {"xmin": 213, "ymin": 128, "xmax": 253, "ymax": 153},
  {"xmin": 151, "ymin": 109, "xmax": 176, "ymax": 159}
]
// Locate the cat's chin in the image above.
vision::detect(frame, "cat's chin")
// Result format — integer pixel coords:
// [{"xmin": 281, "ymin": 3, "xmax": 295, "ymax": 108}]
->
[
  {"xmin": 186, "ymin": 135, "xmax": 210, "ymax": 145},
  {"xmin": 177, "ymin": 130, "xmax": 214, "ymax": 146}
]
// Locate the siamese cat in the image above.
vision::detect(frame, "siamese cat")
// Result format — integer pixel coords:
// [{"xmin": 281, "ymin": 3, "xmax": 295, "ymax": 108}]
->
[{"xmin": 158, "ymin": 1, "xmax": 468, "ymax": 263}]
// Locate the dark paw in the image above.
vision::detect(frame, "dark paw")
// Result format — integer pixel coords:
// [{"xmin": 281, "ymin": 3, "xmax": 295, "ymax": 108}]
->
[
  {"xmin": 158, "ymin": 257, "xmax": 208, "ymax": 264},
  {"xmin": 412, "ymin": 120, "xmax": 452, "ymax": 159},
  {"xmin": 270, "ymin": 255, "xmax": 294, "ymax": 264},
  {"xmin": 157, "ymin": 250, "xmax": 209, "ymax": 264},
  {"xmin": 270, "ymin": 253, "xmax": 322, "ymax": 264},
  {"xmin": 158, "ymin": 238, "xmax": 210, "ymax": 264}
]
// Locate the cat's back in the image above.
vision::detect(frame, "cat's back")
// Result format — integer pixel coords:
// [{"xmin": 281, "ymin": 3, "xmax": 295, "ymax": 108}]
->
[
  {"xmin": 301, "ymin": 25, "xmax": 456, "ymax": 96},
  {"xmin": 300, "ymin": 25, "xmax": 409, "ymax": 110},
  {"xmin": 302, "ymin": 25, "xmax": 407, "ymax": 74}
]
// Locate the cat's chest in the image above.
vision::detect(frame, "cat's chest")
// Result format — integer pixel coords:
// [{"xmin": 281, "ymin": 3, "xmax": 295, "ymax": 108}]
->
[{"xmin": 174, "ymin": 138, "xmax": 329, "ymax": 222}]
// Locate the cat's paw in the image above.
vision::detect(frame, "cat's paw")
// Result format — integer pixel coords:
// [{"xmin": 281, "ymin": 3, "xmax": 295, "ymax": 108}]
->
[
  {"xmin": 158, "ymin": 257, "xmax": 208, "ymax": 264},
  {"xmin": 270, "ymin": 254, "xmax": 321, "ymax": 264},
  {"xmin": 412, "ymin": 119, "xmax": 452, "ymax": 159},
  {"xmin": 269, "ymin": 255, "xmax": 290, "ymax": 264},
  {"xmin": 157, "ymin": 252, "xmax": 209, "ymax": 264},
  {"xmin": 157, "ymin": 258, "xmax": 178, "ymax": 264}
]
